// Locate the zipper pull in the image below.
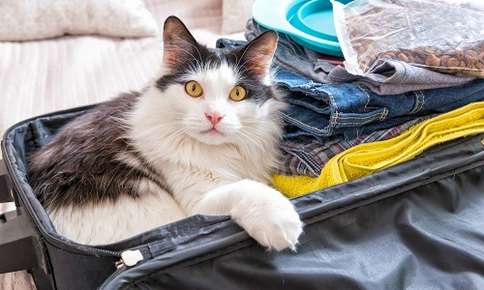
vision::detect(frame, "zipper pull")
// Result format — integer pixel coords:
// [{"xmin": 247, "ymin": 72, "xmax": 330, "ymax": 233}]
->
[{"xmin": 115, "ymin": 249, "xmax": 143, "ymax": 269}]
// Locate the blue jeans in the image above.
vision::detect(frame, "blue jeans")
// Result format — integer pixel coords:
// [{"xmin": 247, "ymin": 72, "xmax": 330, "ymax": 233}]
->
[
  {"xmin": 216, "ymin": 40, "xmax": 484, "ymax": 141},
  {"xmin": 278, "ymin": 70, "xmax": 484, "ymax": 140}
]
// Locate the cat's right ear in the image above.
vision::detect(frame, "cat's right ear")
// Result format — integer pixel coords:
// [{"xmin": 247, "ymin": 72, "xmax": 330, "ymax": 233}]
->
[{"xmin": 162, "ymin": 16, "xmax": 198, "ymax": 70}]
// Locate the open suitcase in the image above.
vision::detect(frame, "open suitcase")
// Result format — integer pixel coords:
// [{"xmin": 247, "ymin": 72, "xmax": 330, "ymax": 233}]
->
[{"xmin": 1, "ymin": 103, "xmax": 484, "ymax": 290}]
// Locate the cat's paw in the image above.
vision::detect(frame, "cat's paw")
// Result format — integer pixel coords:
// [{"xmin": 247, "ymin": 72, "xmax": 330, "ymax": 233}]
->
[{"xmin": 231, "ymin": 181, "xmax": 303, "ymax": 251}]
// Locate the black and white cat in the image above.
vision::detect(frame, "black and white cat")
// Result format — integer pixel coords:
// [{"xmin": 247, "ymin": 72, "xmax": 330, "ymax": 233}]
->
[{"xmin": 29, "ymin": 16, "xmax": 303, "ymax": 250}]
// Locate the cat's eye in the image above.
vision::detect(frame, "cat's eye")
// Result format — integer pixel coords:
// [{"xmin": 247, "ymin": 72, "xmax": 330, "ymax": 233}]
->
[
  {"xmin": 184, "ymin": 80, "xmax": 203, "ymax": 98},
  {"xmin": 229, "ymin": 85, "xmax": 247, "ymax": 101}
]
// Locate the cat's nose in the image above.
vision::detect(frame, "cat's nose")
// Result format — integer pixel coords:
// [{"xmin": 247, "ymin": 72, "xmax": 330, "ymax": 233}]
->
[{"xmin": 205, "ymin": 112, "xmax": 224, "ymax": 125}]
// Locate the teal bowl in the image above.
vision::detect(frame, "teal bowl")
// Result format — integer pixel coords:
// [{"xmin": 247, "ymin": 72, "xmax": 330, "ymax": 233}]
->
[{"xmin": 253, "ymin": 0, "xmax": 353, "ymax": 56}]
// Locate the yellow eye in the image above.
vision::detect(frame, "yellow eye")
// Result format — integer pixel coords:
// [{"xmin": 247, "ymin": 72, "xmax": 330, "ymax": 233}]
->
[
  {"xmin": 184, "ymin": 80, "xmax": 203, "ymax": 98},
  {"xmin": 229, "ymin": 85, "xmax": 247, "ymax": 101}
]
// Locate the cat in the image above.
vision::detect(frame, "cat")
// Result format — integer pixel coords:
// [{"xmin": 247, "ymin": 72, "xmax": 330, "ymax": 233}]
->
[{"xmin": 29, "ymin": 16, "xmax": 303, "ymax": 250}]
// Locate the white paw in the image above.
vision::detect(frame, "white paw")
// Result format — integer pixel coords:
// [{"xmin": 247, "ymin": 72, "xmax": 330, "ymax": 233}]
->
[{"xmin": 231, "ymin": 183, "xmax": 303, "ymax": 251}]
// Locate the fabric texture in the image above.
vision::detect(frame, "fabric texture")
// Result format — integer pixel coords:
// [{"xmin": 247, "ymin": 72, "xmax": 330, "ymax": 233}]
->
[
  {"xmin": 273, "ymin": 101, "xmax": 484, "ymax": 198},
  {"xmin": 242, "ymin": 19, "xmax": 474, "ymax": 95},
  {"xmin": 0, "ymin": 0, "xmax": 159, "ymax": 41},
  {"xmin": 276, "ymin": 70, "xmax": 484, "ymax": 141},
  {"xmin": 279, "ymin": 116, "xmax": 429, "ymax": 177},
  {"xmin": 328, "ymin": 60, "xmax": 476, "ymax": 95}
]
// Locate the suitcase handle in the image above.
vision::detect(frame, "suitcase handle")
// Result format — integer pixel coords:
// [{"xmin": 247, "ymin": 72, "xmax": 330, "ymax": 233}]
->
[
  {"xmin": 0, "ymin": 208, "xmax": 56, "ymax": 290},
  {"xmin": 0, "ymin": 160, "xmax": 56, "ymax": 289},
  {"xmin": 0, "ymin": 208, "xmax": 44, "ymax": 273},
  {"xmin": 0, "ymin": 159, "xmax": 13, "ymax": 203}
]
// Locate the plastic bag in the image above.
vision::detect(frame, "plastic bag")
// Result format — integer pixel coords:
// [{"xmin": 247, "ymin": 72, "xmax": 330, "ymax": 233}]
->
[{"xmin": 332, "ymin": 0, "xmax": 484, "ymax": 77}]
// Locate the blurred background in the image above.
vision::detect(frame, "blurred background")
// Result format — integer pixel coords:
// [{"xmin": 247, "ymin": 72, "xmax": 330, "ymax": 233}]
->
[{"xmin": 1, "ymin": 1, "xmax": 254, "ymax": 288}]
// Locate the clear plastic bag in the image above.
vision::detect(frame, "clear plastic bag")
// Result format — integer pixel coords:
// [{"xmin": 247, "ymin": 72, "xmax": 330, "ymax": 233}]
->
[{"xmin": 332, "ymin": 0, "xmax": 484, "ymax": 77}]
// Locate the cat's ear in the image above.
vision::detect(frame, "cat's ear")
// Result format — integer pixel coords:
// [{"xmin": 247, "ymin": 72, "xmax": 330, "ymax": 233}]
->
[
  {"xmin": 239, "ymin": 31, "xmax": 278, "ymax": 79},
  {"xmin": 162, "ymin": 16, "xmax": 198, "ymax": 70}
]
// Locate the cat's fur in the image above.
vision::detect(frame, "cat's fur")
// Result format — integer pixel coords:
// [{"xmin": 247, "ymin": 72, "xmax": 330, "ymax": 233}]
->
[{"xmin": 29, "ymin": 16, "xmax": 303, "ymax": 250}]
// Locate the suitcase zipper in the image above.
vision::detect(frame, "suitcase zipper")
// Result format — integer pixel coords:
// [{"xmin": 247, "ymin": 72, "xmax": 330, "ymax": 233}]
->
[
  {"xmin": 113, "ymin": 239, "xmax": 175, "ymax": 269},
  {"xmin": 114, "ymin": 249, "xmax": 144, "ymax": 269},
  {"xmin": 101, "ymin": 249, "xmax": 146, "ymax": 289}
]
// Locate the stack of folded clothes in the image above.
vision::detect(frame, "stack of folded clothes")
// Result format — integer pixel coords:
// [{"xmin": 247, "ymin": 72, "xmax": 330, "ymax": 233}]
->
[
  {"xmin": 274, "ymin": 101, "xmax": 484, "ymax": 197},
  {"xmin": 217, "ymin": 17, "xmax": 484, "ymax": 198}
]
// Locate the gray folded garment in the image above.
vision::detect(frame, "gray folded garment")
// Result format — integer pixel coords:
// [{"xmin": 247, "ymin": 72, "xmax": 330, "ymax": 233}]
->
[
  {"xmin": 328, "ymin": 60, "xmax": 476, "ymax": 95},
  {"xmin": 246, "ymin": 19, "xmax": 475, "ymax": 95}
]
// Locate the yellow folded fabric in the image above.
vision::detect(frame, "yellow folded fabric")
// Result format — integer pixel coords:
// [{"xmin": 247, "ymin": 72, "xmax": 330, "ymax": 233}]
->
[{"xmin": 273, "ymin": 101, "xmax": 484, "ymax": 198}]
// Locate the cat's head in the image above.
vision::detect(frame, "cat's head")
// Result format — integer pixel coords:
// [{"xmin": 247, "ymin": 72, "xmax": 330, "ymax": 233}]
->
[{"xmin": 148, "ymin": 16, "xmax": 284, "ymax": 147}]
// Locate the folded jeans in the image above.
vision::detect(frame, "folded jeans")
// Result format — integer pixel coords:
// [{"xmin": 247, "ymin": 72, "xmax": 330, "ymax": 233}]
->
[{"xmin": 276, "ymin": 70, "xmax": 484, "ymax": 141}]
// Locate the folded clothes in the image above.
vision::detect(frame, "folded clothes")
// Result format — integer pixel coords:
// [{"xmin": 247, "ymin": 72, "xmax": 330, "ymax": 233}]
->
[
  {"xmin": 273, "ymin": 101, "xmax": 484, "ymax": 198},
  {"xmin": 238, "ymin": 19, "xmax": 474, "ymax": 95},
  {"xmin": 278, "ymin": 70, "xmax": 484, "ymax": 141},
  {"xmin": 279, "ymin": 116, "xmax": 428, "ymax": 177},
  {"xmin": 328, "ymin": 60, "xmax": 475, "ymax": 95}
]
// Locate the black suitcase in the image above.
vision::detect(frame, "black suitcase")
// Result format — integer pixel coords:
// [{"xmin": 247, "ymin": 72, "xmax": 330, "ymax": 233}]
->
[{"xmin": 1, "ymin": 103, "xmax": 484, "ymax": 290}]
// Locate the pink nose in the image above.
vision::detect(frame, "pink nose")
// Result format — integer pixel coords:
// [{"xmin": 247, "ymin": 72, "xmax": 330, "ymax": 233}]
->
[{"xmin": 205, "ymin": 112, "xmax": 223, "ymax": 125}]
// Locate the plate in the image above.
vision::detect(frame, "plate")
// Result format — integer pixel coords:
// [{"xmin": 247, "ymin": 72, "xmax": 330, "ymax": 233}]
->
[{"xmin": 253, "ymin": 0, "xmax": 352, "ymax": 56}]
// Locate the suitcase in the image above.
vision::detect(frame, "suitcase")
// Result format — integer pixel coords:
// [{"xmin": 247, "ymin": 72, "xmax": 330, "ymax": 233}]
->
[{"xmin": 1, "ymin": 103, "xmax": 484, "ymax": 290}]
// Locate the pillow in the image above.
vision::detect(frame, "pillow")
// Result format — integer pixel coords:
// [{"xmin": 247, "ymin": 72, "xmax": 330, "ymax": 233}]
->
[{"xmin": 0, "ymin": 0, "xmax": 159, "ymax": 41}]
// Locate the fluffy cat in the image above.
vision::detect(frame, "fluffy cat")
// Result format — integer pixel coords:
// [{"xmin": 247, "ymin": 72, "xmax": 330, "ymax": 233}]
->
[{"xmin": 29, "ymin": 16, "xmax": 303, "ymax": 250}]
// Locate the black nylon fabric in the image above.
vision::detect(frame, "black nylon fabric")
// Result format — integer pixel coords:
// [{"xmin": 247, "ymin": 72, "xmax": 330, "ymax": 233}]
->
[
  {"xmin": 2, "ymin": 104, "xmax": 484, "ymax": 290},
  {"xmin": 110, "ymin": 167, "xmax": 484, "ymax": 290}
]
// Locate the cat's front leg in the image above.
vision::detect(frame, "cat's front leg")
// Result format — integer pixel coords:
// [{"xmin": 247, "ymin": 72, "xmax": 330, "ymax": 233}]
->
[{"xmin": 193, "ymin": 179, "xmax": 303, "ymax": 251}]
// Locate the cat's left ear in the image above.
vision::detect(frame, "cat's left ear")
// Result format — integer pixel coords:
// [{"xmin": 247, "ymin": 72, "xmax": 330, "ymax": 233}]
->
[
  {"xmin": 162, "ymin": 16, "xmax": 198, "ymax": 70},
  {"xmin": 238, "ymin": 31, "xmax": 278, "ymax": 79}
]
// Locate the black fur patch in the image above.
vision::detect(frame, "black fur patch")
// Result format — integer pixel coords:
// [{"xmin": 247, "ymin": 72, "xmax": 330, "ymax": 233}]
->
[{"xmin": 28, "ymin": 93, "xmax": 170, "ymax": 209}]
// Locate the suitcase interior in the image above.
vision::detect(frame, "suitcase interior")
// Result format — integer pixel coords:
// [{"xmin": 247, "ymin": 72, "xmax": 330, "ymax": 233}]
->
[{"xmin": 1, "ymin": 104, "xmax": 484, "ymax": 290}]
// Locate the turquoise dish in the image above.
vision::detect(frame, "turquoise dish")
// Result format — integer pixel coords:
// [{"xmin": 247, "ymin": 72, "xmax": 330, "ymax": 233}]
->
[{"xmin": 253, "ymin": 0, "xmax": 352, "ymax": 56}]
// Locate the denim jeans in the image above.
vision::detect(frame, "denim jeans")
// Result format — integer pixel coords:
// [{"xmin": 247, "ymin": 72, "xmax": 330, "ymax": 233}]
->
[{"xmin": 277, "ymin": 70, "xmax": 484, "ymax": 141}]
